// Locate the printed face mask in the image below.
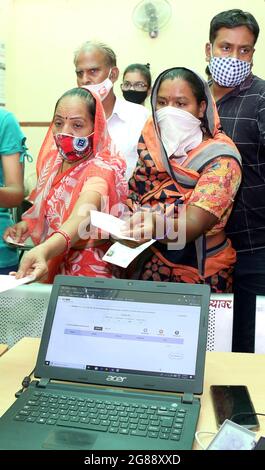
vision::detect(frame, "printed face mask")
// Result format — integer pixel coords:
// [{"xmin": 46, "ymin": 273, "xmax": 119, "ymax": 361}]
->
[
  {"xmin": 156, "ymin": 106, "xmax": 203, "ymax": 159},
  {"xmin": 209, "ymin": 53, "xmax": 251, "ymax": 88},
  {"xmin": 122, "ymin": 89, "xmax": 148, "ymax": 105},
  {"xmin": 54, "ymin": 133, "xmax": 94, "ymax": 163},
  {"xmin": 83, "ymin": 69, "xmax": 113, "ymax": 101}
]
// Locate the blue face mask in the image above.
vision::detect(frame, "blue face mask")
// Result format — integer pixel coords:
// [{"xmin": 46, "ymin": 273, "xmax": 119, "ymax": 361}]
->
[{"xmin": 209, "ymin": 55, "xmax": 251, "ymax": 88}]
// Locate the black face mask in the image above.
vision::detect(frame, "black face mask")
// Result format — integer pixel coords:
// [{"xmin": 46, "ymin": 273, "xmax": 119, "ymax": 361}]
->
[{"xmin": 122, "ymin": 89, "xmax": 148, "ymax": 105}]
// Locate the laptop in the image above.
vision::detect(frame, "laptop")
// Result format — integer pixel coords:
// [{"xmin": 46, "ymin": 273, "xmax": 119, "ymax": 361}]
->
[{"xmin": 0, "ymin": 275, "xmax": 210, "ymax": 450}]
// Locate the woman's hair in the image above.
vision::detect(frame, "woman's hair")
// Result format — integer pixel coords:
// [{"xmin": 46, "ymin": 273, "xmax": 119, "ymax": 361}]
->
[
  {"xmin": 123, "ymin": 63, "xmax": 152, "ymax": 88},
  {"xmin": 159, "ymin": 68, "xmax": 206, "ymax": 105},
  {"xmin": 209, "ymin": 9, "xmax": 259, "ymax": 44},
  {"xmin": 54, "ymin": 88, "xmax": 96, "ymax": 120}
]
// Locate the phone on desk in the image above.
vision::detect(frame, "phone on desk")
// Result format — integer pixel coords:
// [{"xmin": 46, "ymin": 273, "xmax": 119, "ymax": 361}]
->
[{"xmin": 210, "ymin": 385, "xmax": 260, "ymax": 430}]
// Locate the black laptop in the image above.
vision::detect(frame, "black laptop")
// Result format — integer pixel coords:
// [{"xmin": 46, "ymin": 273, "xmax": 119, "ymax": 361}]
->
[{"xmin": 0, "ymin": 275, "xmax": 210, "ymax": 450}]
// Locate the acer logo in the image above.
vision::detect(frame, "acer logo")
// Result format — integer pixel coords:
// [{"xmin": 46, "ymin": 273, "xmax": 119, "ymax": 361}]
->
[{"xmin": 106, "ymin": 375, "xmax": 127, "ymax": 382}]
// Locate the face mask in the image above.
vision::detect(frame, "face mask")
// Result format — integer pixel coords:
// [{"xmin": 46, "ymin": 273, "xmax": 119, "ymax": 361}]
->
[
  {"xmin": 54, "ymin": 133, "xmax": 94, "ymax": 163},
  {"xmin": 83, "ymin": 69, "xmax": 113, "ymax": 101},
  {"xmin": 122, "ymin": 89, "xmax": 148, "ymax": 105},
  {"xmin": 156, "ymin": 106, "xmax": 203, "ymax": 159},
  {"xmin": 209, "ymin": 54, "xmax": 251, "ymax": 88}
]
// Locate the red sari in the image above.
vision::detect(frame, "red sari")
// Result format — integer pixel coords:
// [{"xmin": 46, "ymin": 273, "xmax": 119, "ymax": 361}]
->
[{"xmin": 23, "ymin": 91, "xmax": 127, "ymax": 282}]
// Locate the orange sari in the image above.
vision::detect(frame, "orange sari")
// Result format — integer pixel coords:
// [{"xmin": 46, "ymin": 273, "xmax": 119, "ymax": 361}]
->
[
  {"xmin": 23, "ymin": 91, "xmax": 127, "ymax": 282},
  {"xmin": 127, "ymin": 68, "xmax": 242, "ymax": 292}
]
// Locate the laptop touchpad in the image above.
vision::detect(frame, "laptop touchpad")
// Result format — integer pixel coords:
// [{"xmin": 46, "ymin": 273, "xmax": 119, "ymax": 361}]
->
[{"xmin": 42, "ymin": 429, "xmax": 97, "ymax": 449}]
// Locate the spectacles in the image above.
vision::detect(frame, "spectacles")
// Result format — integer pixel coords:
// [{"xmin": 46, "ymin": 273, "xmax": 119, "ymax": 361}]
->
[{"xmin": 121, "ymin": 81, "xmax": 148, "ymax": 91}]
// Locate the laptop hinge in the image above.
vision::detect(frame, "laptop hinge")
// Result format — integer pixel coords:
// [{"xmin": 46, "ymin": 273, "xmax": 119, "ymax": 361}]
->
[
  {"xmin": 181, "ymin": 393, "xmax": 194, "ymax": 404},
  {"xmin": 36, "ymin": 378, "xmax": 50, "ymax": 388}
]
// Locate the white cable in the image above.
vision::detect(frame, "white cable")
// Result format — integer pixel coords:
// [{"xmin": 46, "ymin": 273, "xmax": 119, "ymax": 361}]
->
[{"xmin": 195, "ymin": 431, "xmax": 216, "ymax": 450}]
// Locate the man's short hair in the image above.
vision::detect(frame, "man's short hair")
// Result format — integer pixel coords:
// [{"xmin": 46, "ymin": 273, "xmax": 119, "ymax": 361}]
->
[
  {"xmin": 209, "ymin": 9, "xmax": 260, "ymax": 44},
  {"xmin": 74, "ymin": 41, "xmax": 117, "ymax": 67}
]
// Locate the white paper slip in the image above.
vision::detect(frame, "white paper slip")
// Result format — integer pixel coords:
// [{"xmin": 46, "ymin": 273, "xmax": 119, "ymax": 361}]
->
[
  {"xmin": 5, "ymin": 235, "xmax": 26, "ymax": 247},
  {"xmin": 103, "ymin": 239, "xmax": 155, "ymax": 268},
  {"xmin": 90, "ymin": 210, "xmax": 136, "ymax": 241},
  {"xmin": 0, "ymin": 274, "xmax": 36, "ymax": 293}
]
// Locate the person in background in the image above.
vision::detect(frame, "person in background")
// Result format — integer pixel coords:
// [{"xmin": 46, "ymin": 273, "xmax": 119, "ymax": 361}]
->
[
  {"xmin": 36, "ymin": 42, "xmax": 148, "ymax": 180},
  {"xmin": 120, "ymin": 67, "xmax": 242, "ymax": 293},
  {"xmin": 4, "ymin": 88, "xmax": 127, "ymax": 282},
  {"xmin": 121, "ymin": 63, "xmax": 152, "ymax": 106},
  {"xmin": 0, "ymin": 108, "xmax": 26, "ymax": 274},
  {"xmin": 205, "ymin": 9, "xmax": 265, "ymax": 352}
]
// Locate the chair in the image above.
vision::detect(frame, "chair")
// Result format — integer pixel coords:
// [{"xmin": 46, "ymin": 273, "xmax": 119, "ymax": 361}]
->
[
  {"xmin": 1, "ymin": 283, "xmax": 263, "ymax": 353},
  {"xmin": 0, "ymin": 283, "xmax": 52, "ymax": 347}
]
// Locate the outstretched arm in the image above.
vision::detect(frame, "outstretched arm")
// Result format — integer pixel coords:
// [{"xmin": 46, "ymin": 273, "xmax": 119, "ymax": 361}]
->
[
  {"xmin": 15, "ymin": 189, "xmax": 102, "ymax": 280},
  {"xmin": 120, "ymin": 204, "xmax": 218, "ymax": 244},
  {"xmin": 121, "ymin": 156, "xmax": 241, "ymax": 244}
]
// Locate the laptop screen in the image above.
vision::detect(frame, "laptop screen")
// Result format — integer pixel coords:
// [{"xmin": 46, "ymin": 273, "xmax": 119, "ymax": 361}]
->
[
  {"xmin": 35, "ymin": 276, "xmax": 210, "ymax": 394},
  {"xmin": 44, "ymin": 285, "xmax": 201, "ymax": 380}
]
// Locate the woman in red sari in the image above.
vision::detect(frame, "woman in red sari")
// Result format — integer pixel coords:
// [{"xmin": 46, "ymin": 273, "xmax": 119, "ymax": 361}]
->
[
  {"xmin": 4, "ymin": 87, "xmax": 127, "ymax": 282},
  {"xmin": 122, "ymin": 67, "xmax": 242, "ymax": 292}
]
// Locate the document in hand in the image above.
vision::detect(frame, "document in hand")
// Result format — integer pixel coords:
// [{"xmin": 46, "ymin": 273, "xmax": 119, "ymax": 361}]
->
[
  {"xmin": 5, "ymin": 235, "xmax": 27, "ymax": 247},
  {"xmin": 90, "ymin": 210, "xmax": 155, "ymax": 268},
  {"xmin": 102, "ymin": 239, "xmax": 154, "ymax": 268},
  {"xmin": 0, "ymin": 275, "xmax": 35, "ymax": 293},
  {"xmin": 90, "ymin": 210, "xmax": 136, "ymax": 241}
]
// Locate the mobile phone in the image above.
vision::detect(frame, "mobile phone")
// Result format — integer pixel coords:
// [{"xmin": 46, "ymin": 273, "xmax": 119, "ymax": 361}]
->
[{"xmin": 210, "ymin": 385, "xmax": 260, "ymax": 430}]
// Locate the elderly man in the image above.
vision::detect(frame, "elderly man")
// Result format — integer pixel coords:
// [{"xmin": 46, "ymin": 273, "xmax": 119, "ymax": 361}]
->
[
  {"xmin": 205, "ymin": 9, "xmax": 265, "ymax": 352},
  {"xmin": 37, "ymin": 41, "xmax": 148, "ymax": 180}
]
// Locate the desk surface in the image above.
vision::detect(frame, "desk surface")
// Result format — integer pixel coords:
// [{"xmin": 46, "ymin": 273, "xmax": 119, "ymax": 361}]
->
[{"xmin": 0, "ymin": 338, "xmax": 264, "ymax": 450}]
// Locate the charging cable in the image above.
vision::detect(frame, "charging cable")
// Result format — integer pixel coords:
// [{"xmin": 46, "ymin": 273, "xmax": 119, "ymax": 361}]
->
[{"xmin": 195, "ymin": 431, "xmax": 216, "ymax": 450}]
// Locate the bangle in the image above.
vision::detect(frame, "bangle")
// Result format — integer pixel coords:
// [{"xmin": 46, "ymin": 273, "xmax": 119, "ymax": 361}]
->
[{"xmin": 52, "ymin": 229, "xmax": 71, "ymax": 254}]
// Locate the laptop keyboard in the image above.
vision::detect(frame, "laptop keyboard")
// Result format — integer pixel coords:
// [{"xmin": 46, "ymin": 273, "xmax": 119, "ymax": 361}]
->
[{"xmin": 14, "ymin": 391, "xmax": 187, "ymax": 441}]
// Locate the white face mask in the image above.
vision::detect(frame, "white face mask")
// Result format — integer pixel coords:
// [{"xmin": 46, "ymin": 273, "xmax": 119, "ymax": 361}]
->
[
  {"xmin": 83, "ymin": 69, "xmax": 113, "ymax": 101},
  {"xmin": 156, "ymin": 106, "xmax": 203, "ymax": 159}
]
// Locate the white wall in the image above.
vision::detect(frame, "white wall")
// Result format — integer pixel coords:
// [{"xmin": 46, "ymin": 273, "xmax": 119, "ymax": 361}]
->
[{"xmin": 1, "ymin": 0, "xmax": 264, "ymax": 184}]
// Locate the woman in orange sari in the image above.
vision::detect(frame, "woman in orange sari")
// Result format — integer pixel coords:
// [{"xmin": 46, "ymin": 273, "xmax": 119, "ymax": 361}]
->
[
  {"xmin": 4, "ymin": 87, "xmax": 127, "ymax": 282},
  {"xmin": 122, "ymin": 67, "xmax": 242, "ymax": 292}
]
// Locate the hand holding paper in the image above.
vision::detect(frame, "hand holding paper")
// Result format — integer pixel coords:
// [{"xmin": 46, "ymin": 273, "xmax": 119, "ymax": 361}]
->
[
  {"xmin": 14, "ymin": 246, "xmax": 49, "ymax": 282},
  {"xmin": 120, "ymin": 210, "xmax": 155, "ymax": 241},
  {"xmin": 90, "ymin": 210, "xmax": 155, "ymax": 268},
  {"xmin": 90, "ymin": 210, "xmax": 137, "ymax": 241},
  {"xmin": 5, "ymin": 235, "xmax": 27, "ymax": 247},
  {"xmin": 3, "ymin": 220, "xmax": 29, "ymax": 244}
]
